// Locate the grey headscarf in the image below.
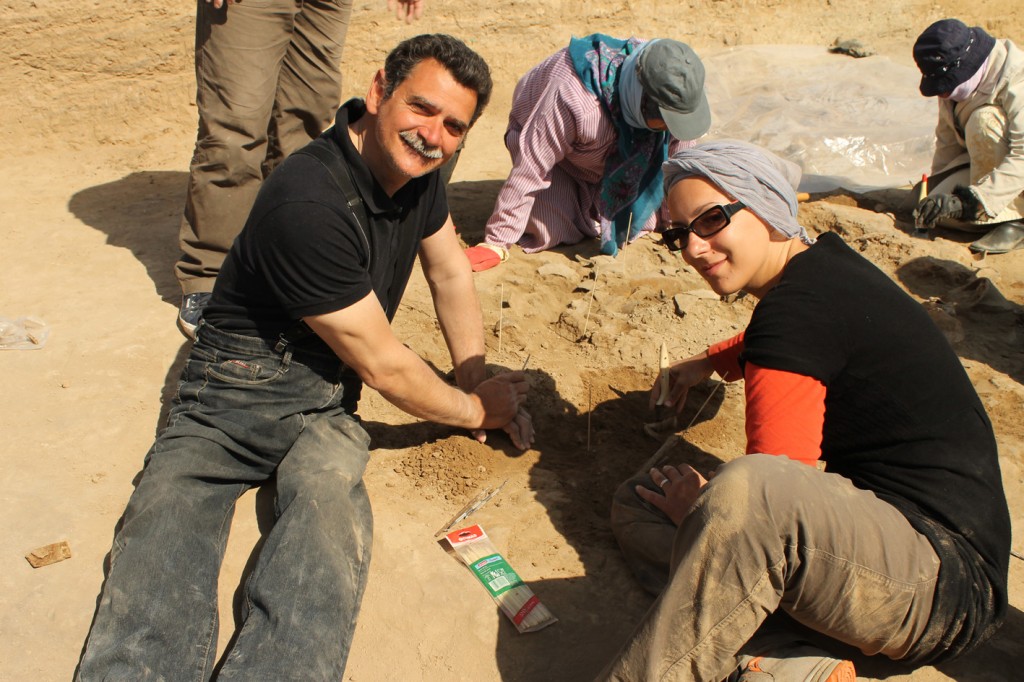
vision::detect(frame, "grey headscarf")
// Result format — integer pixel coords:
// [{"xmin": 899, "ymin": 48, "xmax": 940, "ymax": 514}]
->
[
  {"xmin": 618, "ymin": 40, "xmax": 655, "ymax": 130},
  {"xmin": 662, "ymin": 140, "xmax": 815, "ymax": 245}
]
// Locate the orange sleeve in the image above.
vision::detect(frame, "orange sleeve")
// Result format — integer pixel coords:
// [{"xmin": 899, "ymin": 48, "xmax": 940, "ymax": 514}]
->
[
  {"xmin": 707, "ymin": 331, "xmax": 745, "ymax": 382},
  {"xmin": 744, "ymin": 362, "xmax": 825, "ymax": 466}
]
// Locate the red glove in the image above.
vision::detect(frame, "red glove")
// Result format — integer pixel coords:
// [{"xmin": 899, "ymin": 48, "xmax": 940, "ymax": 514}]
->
[{"xmin": 464, "ymin": 244, "xmax": 508, "ymax": 272}]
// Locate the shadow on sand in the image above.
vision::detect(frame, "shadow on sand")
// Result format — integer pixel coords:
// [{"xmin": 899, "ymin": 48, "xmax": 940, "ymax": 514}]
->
[
  {"xmin": 486, "ymin": 368, "xmax": 726, "ymax": 681},
  {"xmin": 896, "ymin": 256, "xmax": 1024, "ymax": 384},
  {"xmin": 68, "ymin": 170, "xmax": 187, "ymax": 303}
]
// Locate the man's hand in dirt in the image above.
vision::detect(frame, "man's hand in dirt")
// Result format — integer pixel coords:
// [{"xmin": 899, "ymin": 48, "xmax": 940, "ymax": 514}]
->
[
  {"xmin": 483, "ymin": 407, "xmax": 534, "ymax": 451},
  {"xmin": 388, "ymin": 0, "xmax": 425, "ymax": 23},
  {"xmin": 205, "ymin": 0, "xmax": 236, "ymax": 8},
  {"xmin": 636, "ymin": 464, "xmax": 708, "ymax": 525},
  {"xmin": 471, "ymin": 370, "xmax": 528, "ymax": 427}
]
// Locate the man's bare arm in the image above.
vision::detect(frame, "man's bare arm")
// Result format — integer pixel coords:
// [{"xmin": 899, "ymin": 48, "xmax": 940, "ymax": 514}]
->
[
  {"xmin": 419, "ymin": 217, "xmax": 487, "ymax": 392},
  {"xmin": 419, "ymin": 219, "xmax": 535, "ymax": 449},
  {"xmin": 304, "ymin": 292, "xmax": 525, "ymax": 430}
]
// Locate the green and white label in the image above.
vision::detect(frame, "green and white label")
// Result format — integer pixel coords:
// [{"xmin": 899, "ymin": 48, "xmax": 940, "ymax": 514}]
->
[{"xmin": 470, "ymin": 553, "xmax": 524, "ymax": 597}]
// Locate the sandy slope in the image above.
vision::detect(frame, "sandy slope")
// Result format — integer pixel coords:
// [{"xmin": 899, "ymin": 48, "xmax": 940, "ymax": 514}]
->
[{"xmin": 1, "ymin": 1, "xmax": 1021, "ymax": 680}]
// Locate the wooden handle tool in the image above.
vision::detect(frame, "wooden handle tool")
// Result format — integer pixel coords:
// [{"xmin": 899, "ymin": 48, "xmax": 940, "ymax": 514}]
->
[
  {"xmin": 656, "ymin": 342, "xmax": 670, "ymax": 407},
  {"xmin": 914, "ymin": 174, "xmax": 929, "ymax": 231}
]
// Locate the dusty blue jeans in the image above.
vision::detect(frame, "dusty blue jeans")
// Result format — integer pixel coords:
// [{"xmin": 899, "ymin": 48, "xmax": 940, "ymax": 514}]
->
[{"xmin": 77, "ymin": 322, "xmax": 372, "ymax": 680}]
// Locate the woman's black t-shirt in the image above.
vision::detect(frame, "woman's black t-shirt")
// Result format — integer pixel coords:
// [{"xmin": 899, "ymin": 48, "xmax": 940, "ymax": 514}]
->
[{"xmin": 743, "ymin": 233, "xmax": 1009, "ymax": 663}]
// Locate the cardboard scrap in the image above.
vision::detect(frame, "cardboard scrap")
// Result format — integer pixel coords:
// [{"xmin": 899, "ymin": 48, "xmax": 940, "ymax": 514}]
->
[{"xmin": 25, "ymin": 540, "xmax": 72, "ymax": 568}]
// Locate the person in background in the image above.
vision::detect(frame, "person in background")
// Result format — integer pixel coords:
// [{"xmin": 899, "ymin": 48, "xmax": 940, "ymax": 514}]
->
[
  {"xmin": 465, "ymin": 34, "xmax": 710, "ymax": 271},
  {"xmin": 176, "ymin": 0, "xmax": 429, "ymax": 338},
  {"xmin": 77, "ymin": 34, "xmax": 532, "ymax": 680},
  {"xmin": 912, "ymin": 18, "xmax": 1024, "ymax": 254},
  {"xmin": 601, "ymin": 141, "xmax": 1009, "ymax": 682}
]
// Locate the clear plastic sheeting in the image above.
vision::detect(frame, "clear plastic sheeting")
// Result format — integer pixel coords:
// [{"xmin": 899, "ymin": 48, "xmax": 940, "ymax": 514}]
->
[
  {"xmin": 0, "ymin": 316, "xmax": 50, "ymax": 350},
  {"xmin": 702, "ymin": 46, "xmax": 937, "ymax": 193}
]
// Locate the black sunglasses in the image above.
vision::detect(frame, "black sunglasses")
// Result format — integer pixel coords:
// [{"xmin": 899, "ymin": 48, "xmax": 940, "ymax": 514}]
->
[{"xmin": 660, "ymin": 201, "xmax": 747, "ymax": 251}]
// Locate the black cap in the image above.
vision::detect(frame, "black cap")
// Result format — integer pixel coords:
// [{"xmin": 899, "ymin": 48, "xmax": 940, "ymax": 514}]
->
[{"xmin": 913, "ymin": 19, "xmax": 995, "ymax": 97}]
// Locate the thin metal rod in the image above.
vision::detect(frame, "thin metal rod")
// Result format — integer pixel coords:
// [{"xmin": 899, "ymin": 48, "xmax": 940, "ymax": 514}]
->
[
  {"xmin": 497, "ymin": 282, "xmax": 504, "ymax": 355},
  {"xmin": 580, "ymin": 275, "xmax": 597, "ymax": 339},
  {"xmin": 587, "ymin": 381, "xmax": 592, "ymax": 454}
]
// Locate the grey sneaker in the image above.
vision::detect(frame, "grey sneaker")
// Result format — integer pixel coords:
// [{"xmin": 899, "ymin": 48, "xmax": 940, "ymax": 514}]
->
[
  {"xmin": 732, "ymin": 643, "xmax": 856, "ymax": 681},
  {"xmin": 177, "ymin": 292, "xmax": 212, "ymax": 340}
]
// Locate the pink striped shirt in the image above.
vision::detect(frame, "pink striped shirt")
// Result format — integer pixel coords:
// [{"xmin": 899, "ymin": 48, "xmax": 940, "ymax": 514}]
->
[{"xmin": 484, "ymin": 48, "xmax": 690, "ymax": 252}]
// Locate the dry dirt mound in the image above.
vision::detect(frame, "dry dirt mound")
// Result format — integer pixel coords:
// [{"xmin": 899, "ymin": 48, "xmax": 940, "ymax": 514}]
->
[{"xmin": 2, "ymin": 1, "xmax": 1022, "ymax": 680}]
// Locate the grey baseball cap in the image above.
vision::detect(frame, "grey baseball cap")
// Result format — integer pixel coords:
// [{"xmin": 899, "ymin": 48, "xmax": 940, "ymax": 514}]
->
[{"xmin": 637, "ymin": 39, "xmax": 711, "ymax": 140}]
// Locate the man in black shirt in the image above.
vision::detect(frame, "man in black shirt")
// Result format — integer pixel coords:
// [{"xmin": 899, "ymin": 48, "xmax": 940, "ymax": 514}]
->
[{"xmin": 77, "ymin": 34, "xmax": 532, "ymax": 680}]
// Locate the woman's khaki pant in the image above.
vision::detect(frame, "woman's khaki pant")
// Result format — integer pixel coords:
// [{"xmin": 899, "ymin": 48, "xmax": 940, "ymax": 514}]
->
[{"xmin": 599, "ymin": 454, "xmax": 941, "ymax": 682}]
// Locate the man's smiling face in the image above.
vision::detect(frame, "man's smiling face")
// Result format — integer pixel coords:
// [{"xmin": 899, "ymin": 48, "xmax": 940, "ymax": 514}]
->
[{"xmin": 366, "ymin": 58, "xmax": 477, "ymax": 193}]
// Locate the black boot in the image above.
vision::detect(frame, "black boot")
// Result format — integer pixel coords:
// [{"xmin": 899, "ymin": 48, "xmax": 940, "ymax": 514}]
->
[{"xmin": 969, "ymin": 220, "xmax": 1024, "ymax": 254}]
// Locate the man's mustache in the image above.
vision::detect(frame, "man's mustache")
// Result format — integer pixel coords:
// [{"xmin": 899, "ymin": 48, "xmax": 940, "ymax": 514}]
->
[{"xmin": 399, "ymin": 130, "xmax": 444, "ymax": 160}]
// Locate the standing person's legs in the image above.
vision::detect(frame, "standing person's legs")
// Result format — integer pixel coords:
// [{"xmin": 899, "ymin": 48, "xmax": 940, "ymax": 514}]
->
[
  {"xmin": 217, "ymin": 409, "xmax": 373, "ymax": 680},
  {"xmin": 176, "ymin": 0, "xmax": 297, "ymax": 295},
  {"xmin": 600, "ymin": 454, "xmax": 940, "ymax": 682},
  {"xmin": 263, "ymin": 0, "xmax": 352, "ymax": 175}
]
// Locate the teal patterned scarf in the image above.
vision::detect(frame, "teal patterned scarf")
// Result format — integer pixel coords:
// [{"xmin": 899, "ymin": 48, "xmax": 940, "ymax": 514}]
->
[{"xmin": 568, "ymin": 33, "xmax": 669, "ymax": 255}]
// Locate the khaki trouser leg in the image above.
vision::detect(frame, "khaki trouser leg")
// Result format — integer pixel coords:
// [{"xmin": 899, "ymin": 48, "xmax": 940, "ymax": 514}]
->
[
  {"xmin": 601, "ymin": 454, "xmax": 940, "ymax": 682},
  {"xmin": 931, "ymin": 105, "xmax": 1024, "ymax": 231},
  {"xmin": 176, "ymin": 0, "xmax": 349, "ymax": 294},
  {"xmin": 264, "ymin": 0, "xmax": 352, "ymax": 175}
]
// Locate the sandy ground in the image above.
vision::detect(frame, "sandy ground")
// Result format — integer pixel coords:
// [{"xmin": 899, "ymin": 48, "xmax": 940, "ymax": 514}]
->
[{"xmin": 1, "ymin": 0, "xmax": 1022, "ymax": 680}]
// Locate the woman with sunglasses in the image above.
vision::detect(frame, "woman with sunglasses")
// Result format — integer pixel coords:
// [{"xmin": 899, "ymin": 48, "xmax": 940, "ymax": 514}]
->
[{"xmin": 600, "ymin": 141, "xmax": 1010, "ymax": 681}]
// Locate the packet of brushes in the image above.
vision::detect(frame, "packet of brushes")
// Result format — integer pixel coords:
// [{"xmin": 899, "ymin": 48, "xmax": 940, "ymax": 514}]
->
[{"xmin": 444, "ymin": 524, "xmax": 557, "ymax": 633}]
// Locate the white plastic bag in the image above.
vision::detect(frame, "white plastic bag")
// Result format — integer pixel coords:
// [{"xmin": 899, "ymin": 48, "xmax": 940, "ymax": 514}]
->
[
  {"xmin": 703, "ymin": 46, "xmax": 936, "ymax": 192},
  {"xmin": 0, "ymin": 316, "xmax": 50, "ymax": 350}
]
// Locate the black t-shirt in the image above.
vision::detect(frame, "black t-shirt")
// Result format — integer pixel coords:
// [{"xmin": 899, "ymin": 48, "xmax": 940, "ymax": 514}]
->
[
  {"xmin": 206, "ymin": 99, "xmax": 448, "ymax": 342},
  {"xmin": 742, "ymin": 233, "xmax": 1010, "ymax": 663}
]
